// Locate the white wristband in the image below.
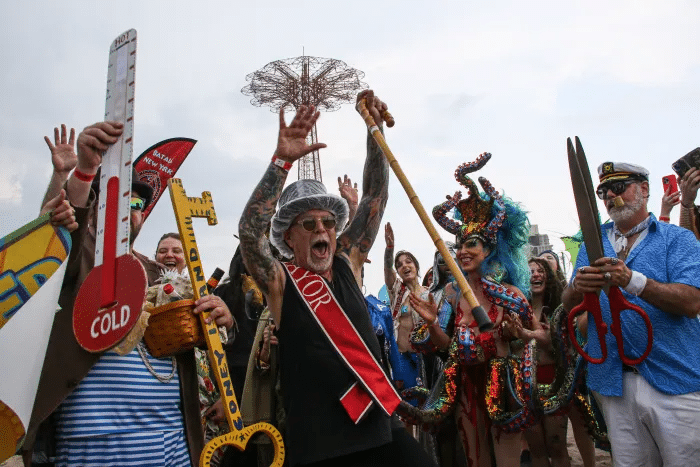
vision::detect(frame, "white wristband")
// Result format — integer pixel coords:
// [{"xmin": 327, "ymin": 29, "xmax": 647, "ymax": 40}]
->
[{"xmin": 624, "ymin": 271, "xmax": 647, "ymax": 296}]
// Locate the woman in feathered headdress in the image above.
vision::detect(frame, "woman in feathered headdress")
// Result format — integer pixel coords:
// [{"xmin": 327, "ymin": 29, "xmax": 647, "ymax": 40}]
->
[{"xmin": 409, "ymin": 153, "xmax": 539, "ymax": 467}]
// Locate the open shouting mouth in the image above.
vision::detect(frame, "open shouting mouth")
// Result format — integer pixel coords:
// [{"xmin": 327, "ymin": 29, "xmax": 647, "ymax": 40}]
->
[{"xmin": 311, "ymin": 239, "xmax": 330, "ymax": 259}]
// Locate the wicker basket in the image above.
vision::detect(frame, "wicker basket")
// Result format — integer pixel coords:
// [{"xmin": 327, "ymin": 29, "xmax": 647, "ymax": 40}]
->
[{"xmin": 143, "ymin": 299, "xmax": 204, "ymax": 358}]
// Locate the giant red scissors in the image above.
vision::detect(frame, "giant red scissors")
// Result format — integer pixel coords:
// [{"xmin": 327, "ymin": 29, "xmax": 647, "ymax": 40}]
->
[{"xmin": 566, "ymin": 136, "xmax": 653, "ymax": 365}]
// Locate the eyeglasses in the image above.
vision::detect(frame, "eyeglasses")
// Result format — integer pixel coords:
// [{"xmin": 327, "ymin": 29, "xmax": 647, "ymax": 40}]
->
[
  {"xmin": 295, "ymin": 215, "xmax": 336, "ymax": 232},
  {"xmin": 596, "ymin": 180, "xmax": 636, "ymax": 200},
  {"xmin": 130, "ymin": 196, "xmax": 146, "ymax": 211}
]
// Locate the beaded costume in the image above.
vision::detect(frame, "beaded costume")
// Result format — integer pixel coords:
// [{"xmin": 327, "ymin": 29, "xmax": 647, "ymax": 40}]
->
[{"xmin": 401, "ymin": 153, "xmax": 537, "ymax": 465}]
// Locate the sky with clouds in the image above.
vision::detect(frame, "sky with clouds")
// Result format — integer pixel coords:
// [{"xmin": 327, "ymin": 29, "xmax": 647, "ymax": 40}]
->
[{"xmin": 1, "ymin": 0, "xmax": 699, "ymax": 295}]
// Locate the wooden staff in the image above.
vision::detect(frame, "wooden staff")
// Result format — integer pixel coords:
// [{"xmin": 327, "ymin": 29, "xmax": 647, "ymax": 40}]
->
[{"xmin": 356, "ymin": 99, "xmax": 494, "ymax": 331}]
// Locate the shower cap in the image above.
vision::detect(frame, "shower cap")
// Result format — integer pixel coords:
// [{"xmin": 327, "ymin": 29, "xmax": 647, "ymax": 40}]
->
[{"xmin": 270, "ymin": 179, "xmax": 349, "ymax": 258}]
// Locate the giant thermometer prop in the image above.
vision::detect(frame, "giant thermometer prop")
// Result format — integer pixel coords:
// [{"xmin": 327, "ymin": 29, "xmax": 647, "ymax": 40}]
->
[
  {"xmin": 168, "ymin": 178, "xmax": 285, "ymax": 467},
  {"xmin": 74, "ymin": 29, "xmax": 147, "ymax": 352}
]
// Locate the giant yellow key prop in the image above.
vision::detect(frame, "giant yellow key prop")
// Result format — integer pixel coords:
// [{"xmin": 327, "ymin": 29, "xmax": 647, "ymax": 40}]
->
[{"xmin": 168, "ymin": 178, "xmax": 285, "ymax": 467}]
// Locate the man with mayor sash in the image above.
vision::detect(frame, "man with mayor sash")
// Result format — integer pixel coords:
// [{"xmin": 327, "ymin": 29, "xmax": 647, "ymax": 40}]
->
[{"xmin": 238, "ymin": 90, "xmax": 437, "ymax": 467}]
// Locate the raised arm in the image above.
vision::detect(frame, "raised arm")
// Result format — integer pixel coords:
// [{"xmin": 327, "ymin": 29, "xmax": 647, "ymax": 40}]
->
[
  {"xmin": 40, "ymin": 124, "xmax": 77, "ymax": 210},
  {"xmin": 238, "ymin": 105, "xmax": 326, "ymax": 324},
  {"xmin": 66, "ymin": 121, "xmax": 123, "ymax": 208},
  {"xmin": 336, "ymin": 90, "xmax": 390, "ymax": 276},
  {"xmin": 679, "ymin": 168, "xmax": 700, "ymax": 238},
  {"xmin": 383, "ymin": 222, "xmax": 397, "ymax": 288},
  {"xmin": 658, "ymin": 185, "xmax": 680, "ymax": 223}
]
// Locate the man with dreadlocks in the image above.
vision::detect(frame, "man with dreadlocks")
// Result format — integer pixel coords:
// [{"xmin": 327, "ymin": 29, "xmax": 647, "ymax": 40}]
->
[{"xmin": 408, "ymin": 153, "xmax": 537, "ymax": 467}]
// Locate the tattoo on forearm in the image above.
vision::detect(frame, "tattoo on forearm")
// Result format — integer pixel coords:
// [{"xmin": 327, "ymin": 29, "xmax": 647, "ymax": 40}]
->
[
  {"xmin": 238, "ymin": 164, "xmax": 287, "ymax": 294},
  {"xmin": 338, "ymin": 131, "xmax": 389, "ymax": 256},
  {"xmin": 384, "ymin": 246, "xmax": 394, "ymax": 271}
]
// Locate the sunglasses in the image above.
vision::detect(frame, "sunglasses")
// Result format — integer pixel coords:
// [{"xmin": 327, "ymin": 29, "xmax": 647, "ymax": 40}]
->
[
  {"xmin": 596, "ymin": 180, "xmax": 636, "ymax": 200},
  {"xmin": 130, "ymin": 196, "xmax": 146, "ymax": 211},
  {"xmin": 295, "ymin": 215, "xmax": 336, "ymax": 232}
]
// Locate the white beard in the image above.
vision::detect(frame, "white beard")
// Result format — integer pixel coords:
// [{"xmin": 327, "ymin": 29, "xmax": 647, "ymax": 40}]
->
[
  {"xmin": 303, "ymin": 251, "xmax": 333, "ymax": 275},
  {"xmin": 608, "ymin": 186, "xmax": 645, "ymax": 224}
]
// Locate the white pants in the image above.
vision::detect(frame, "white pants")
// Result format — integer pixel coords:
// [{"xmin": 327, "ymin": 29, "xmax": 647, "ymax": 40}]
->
[{"xmin": 593, "ymin": 372, "xmax": 700, "ymax": 467}]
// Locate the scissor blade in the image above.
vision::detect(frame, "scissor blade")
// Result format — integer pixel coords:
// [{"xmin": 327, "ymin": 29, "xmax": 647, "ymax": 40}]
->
[
  {"xmin": 568, "ymin": 137, "xmax": 605, "ymax": 264},
  {"xmin": 575, "ymin": 137, "xmax": 600, "ymax": 219}
]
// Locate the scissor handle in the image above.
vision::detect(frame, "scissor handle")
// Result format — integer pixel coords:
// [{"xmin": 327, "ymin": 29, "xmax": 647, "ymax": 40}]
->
[
  {"xmin": 568, "ymin": 293, "xmax": 608, "ymax": 364},
  {"xmin": 607, "ymin": 286, "xmax": 653, "ymax": 366}
]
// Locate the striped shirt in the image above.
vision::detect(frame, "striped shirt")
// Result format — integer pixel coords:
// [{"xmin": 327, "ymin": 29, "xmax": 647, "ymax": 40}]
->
[{"xmin": 54, "ymin": 347, "xmax": 189, "ymax": 466}]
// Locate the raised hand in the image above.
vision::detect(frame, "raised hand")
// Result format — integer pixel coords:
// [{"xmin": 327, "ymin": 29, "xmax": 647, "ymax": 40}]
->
[
  {"xmin": 273, "ymin": 105, "xmax": 327, "ymax": 163},
  {"xmin": 338, "ymin": 174, "xmax": 358, "ymax": 222},
  {"xmin": 680, "ymin": 167, "xmax": 700, "ymax": 207},
  {"xmin": 384, "ymin": 222, "xmax": 394, "ymax": 247},
  {"xmin": 44, "ymin": 124, "xmax": 77, "ymax": 174},
  {"xmin": 356, "ymin": 89, "xmax": 389, "ymax": 126},
  {"xmin": 338, "ymin": 175, "xmax": 358, "ymax": 206},
  {"xmin": 76, "ymin": 121, "xmax": 124, "ymax": 173},
  {"xmin": 660, "ymin": 185, "xmax": 681, "ymax": 219}
]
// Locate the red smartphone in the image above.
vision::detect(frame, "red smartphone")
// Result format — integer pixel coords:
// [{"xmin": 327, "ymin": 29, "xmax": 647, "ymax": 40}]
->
[{"xmin": 662, "ymin": 174, "xmax": 678, "ymax": 194}]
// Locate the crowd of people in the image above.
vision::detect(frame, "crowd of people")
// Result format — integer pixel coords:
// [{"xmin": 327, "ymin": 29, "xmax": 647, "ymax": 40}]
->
[{"xmin": 10, "ymin": 88, "xmax": 700, "ymax": 467}]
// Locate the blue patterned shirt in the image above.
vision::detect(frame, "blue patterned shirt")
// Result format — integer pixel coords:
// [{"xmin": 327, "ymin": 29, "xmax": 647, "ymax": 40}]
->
[{"xmin": 573, "ymin": 214, "xmax": 700, "ymax": 396}]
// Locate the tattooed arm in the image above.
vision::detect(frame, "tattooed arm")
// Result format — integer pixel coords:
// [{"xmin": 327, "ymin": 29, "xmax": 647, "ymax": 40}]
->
[
  {"xmin": 238, "ymin": 105, "xmax": 326, "ymax": 325},
  {"xmin": 383, "ymin": 222, "xmax": 397, "ymax": 288},
  {"xmin": 337, "ymin": 90, "xmax": 391, "ymax": 286}
]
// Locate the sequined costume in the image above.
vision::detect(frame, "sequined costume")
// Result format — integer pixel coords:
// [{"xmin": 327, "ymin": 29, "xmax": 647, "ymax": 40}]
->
[{"xmin": 409, "ymin": 153, "xmax": 535, "ymax": 466}]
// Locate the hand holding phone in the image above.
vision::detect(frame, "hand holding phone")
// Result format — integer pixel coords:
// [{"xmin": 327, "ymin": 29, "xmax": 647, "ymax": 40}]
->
[
  {"xmin": 672, "ymin": 148, "xmax": 700, "ymax": 179},
  {"xmin": 662, "ymin": 174, "xmax": 679, "ymax": 195}
]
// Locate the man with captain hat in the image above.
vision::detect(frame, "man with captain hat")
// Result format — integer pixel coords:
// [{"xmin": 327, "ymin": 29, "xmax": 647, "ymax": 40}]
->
[{"xmin": 563, "ymin": 160, "xmax": 700, "ymax": 466}]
